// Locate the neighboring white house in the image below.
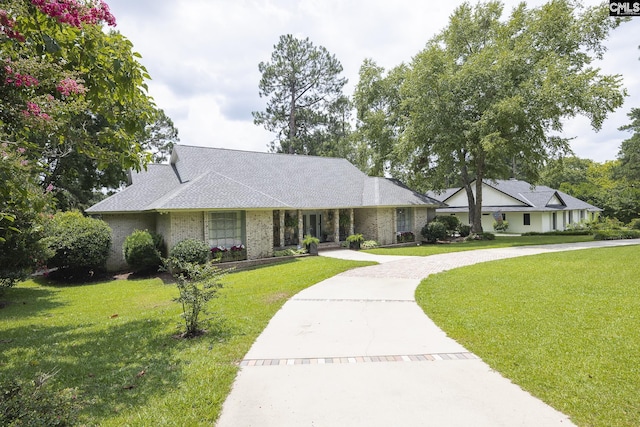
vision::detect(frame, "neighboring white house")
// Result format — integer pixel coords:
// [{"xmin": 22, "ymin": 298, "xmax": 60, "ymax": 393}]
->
[
  {"xmin": 427, "ymin": 179, "xmax": 602, "ymax": 234},
  {"xmin": 87, "ymin": 145, "xmax": 443, "ymax": 271}
]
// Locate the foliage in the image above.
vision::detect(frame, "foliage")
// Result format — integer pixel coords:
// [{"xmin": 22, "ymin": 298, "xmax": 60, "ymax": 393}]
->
[
  {"xmin": 629, "ymin": 218, "xmax": 640, "ymax": 230},
  {"xmin": 142, "ymin": 109, "xmax": 180, "ymax": 163},
  {"xmin": 421, "ymin": 222, "xmax": 447, "ymax": 243},
  {"xmin": 253, "ymin": 34, "xmax": 350, "ymax": 156},
  {"xmin": 540, "ymin": 157, "xmax": 640, "ymax": 224},
  {"xmin": 122, "ymin": 230, "xmax": 161, "ymax": 273},
  {"xmin": 273, "ymin": 248, "xmax": 306, "ymax": 257},
  {"xmin": 352, "ymin": 60, "xmax": 407, "ymax": 175},
  {"xmin": 168, "ymin": 239, "xmax": 210, "ymax": 269},
  {"xmin": 363, "ymin": 1, "xmax": 625, "ymax": 233},
  {"xmin": 416, "ymin": 246, "xmax": 640, "ymax": 426},
  {"xmin": 492, "ymin": 220, "xmax": 509, "ymax": 232},
  {"xmin": 433, "ymin": 215, "xmax": 461, "ymax": 236},
  {"xmin": 173, "ymin": 262, "xmax": 225, "ymax": 338},
  {"xmin": 458, "ymin": 224, "xmax": 472, "ymax": 237},
  {"xmin": 0, "ymin": 0, "xmax": 176, "ymax": 211},
  {"xmin": 0, "ymin": 372, "xmax": 79, "ymax": 426},
  {"xmin": 360, "ymin": 240, "xmax": 379, "ymax": 249},
  {"xmin": 345, "ymin": 233, "xmax": 364, "ymax": 243},
  {"xmin": 42, "ymin": 211, "xmax": 111, "ymax": 278},
  {"xmin": 211, "ymin": 245, "xmax": 247, "ymax": 263},
  {"xmin": 617, "ymin": 108, "xmax": 640, "ymax": 182},
  {"xmin": 396, "ymin": 231, "xmax": 415, "ymax": 243},
  {"xmin": 0, "ymin": 143, "xmax": 52, "ymax": 290},
  {"xmin": 302, "ymin": 234, "xmax": 320, "ymax": 246},
  {"xmin": 593, "ymin": 229, "xmax": 640, "ymax": 240}
]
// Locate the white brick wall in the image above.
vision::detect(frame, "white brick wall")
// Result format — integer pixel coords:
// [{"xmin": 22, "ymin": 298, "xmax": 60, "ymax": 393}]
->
[
  {"xmin": 102, "ymin": 213, "xmax": 156, "ymax": 271},
  {"xmin": 246, "ymin": 210, "xmax": 274, "ymax": 260},
  {"xmin": 167, "ymin": 212, "xmax": 204, "ymax": 252}
]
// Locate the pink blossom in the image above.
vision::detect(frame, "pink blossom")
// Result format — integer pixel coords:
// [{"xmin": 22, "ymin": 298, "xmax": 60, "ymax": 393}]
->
[
  {"xmin": 17, "ymin": 147, "xmax": 26, "ymax": 154},
  {"xmin": 46, "ymin": 183, "xmax": 54, "ymax": 192},
  {"xmin": 56, "ymin": 77, "xmax": 86, "ymax": 96},
  {"xmin": 29, "ymin": 0, "xmax": 116, "ymax": 28}
]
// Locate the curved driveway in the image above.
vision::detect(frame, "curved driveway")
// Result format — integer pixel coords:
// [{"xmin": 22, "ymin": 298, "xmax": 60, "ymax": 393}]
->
[{"xmin": 217, "ymin": 240, "xmax": 638, "ymax": 427}]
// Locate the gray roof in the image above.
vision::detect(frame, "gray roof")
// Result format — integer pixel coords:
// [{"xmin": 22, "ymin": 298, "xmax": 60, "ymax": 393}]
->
[
  {"xmin": 428, "ymin": 179, "xmax": 602, "ymax": 213},
  {"xmin": 87, "ymin": 145, "xmax": 443, "ymax": 213}
]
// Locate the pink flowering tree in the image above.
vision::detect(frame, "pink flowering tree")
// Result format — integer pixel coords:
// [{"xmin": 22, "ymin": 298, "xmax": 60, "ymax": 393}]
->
[{"xmin": 0, "ymin": 0, "xmax": 163, "ymax": 286}]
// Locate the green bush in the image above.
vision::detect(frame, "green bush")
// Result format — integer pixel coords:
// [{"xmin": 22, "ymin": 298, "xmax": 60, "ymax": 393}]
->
[
  {"xmin": 421, "ymin": 222, "xmax": 448, "ymax": 243},
  {"xmin": 173, "ymin": 262, "xmax": 225, "ymax": 338},
  {"xmin": 458, "ymin": 224, "xmax": 472, "ymax": 237},
  {"xmin": 123, "ymin": 230, "xmax": 162, "ymax": 273},
  {"xmin": 361, "ymin": 240, "xmax": 379, "ymax": 249},
  {"xmin": 169, "ymin": 239, "xmax": 210, "ymax": 267},
  {"xmin": 628, "ymin": 218, "xmax": 640, "ymax": 230},
  {"xmin": 593, "ymin": 229, "xmax": 640, "ymax": 240},
  {"xmin": 493, "ymin": 220, "xmax": 509, "ymax": 232},
  {"xmin": 433, "ymin": 215, "xmax": 460, "ymax": 236},
  {"xmin": 43, "ymin": 211, "xmax": 111, "ymax": 278},
  {"xmin": 0, "ymin": 373, "xmax": 79, "ymax": 426}
]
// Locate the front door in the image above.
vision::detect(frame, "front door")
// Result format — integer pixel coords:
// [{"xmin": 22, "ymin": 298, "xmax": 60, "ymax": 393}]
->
[{"xmin": 303, "ymin": 212, "xmax": 322, "ymax": 239}]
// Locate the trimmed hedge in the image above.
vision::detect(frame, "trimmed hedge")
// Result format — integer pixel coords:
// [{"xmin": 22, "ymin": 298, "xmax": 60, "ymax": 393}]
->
[
  {"xmin": 422, "ymin": 222, "xmax": 447, "ymax": 243},
  {"xmin": 593, "ymin": 229, "xmax": 640, "ymax": 240},
  {"xmin": 123, "ymin": 230, "xmax": 162, "ymax": 272},
  {"xmin": 169, "ymin": 239, "xmax": 210, "ymax": 266}
]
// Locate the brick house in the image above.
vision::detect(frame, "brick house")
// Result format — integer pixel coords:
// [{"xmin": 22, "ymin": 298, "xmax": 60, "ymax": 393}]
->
[{"xmin": 87, "ymin": 145, "xmax": 443, "ymax": 271}]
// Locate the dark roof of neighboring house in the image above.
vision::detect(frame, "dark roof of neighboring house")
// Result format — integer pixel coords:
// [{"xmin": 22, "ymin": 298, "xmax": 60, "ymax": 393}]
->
[
  {"xmin": 87, "ymin": 145, "xmax": 443, "ymax": 213},
  {"xmin": 426, "ymin": 179, "xmax": 602, "ymax": 213}
]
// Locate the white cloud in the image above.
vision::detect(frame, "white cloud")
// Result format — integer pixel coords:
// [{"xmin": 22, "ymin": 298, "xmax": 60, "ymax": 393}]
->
[{"xmin": 107, "ymin": 0, "xmax": 640, "ymax": 160}]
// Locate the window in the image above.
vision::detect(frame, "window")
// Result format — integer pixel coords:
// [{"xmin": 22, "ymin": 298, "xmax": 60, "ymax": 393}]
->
[
  {"xmin": 523, "ymin": 213, "xmax": 531, "ymax": 226},
  {"xmin": 396, "ymin": 208, "xmax": 412, "ymax": 232},
  {"xmin": 568, "ymin": 211, "xmax": 573, "ymax": 224},
  {"xmin": 208, "ymin": 211, "xmax": 245, "ymax": 248}
]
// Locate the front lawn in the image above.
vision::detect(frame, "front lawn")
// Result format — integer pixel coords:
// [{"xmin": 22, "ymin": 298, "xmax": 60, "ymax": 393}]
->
[
  {"xmin": 416, "ymin": 245, "xmax": 640, "ymax": 427},
  {"xmin": 0, "ymin": 257, "xmax": 374, "ymax": 425},
  {"xmin": 364, "ymin": 234, "xmax": 594, "ymax": 256}
]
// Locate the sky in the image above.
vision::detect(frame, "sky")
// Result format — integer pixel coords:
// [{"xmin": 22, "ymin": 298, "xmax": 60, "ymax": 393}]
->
[{"xmin": 106, "ymin": 0, "xmax": 639, "ymax": 162}]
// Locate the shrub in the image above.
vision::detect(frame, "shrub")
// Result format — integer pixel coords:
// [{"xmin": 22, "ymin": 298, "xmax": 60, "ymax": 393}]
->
[
  {"xmin": 123, "ymin": 230, "xmax": 161, "ymax": 273},
  {"xmin": 169, "ymin": 239, "xmax": 210, "ymax": 267},
  {"xmin": 493, "ymin": 220, "xmax": 509, "ymax": 232},
  {"xmin": 361, "ymin": 240, "xmax": 379, "ymax": 249},
  {"xmin": 458, "ymin": 224, "xmax": 472, "ymax": 237},
  {"xmin": 0, "ymin": 372, "xmax": 79, "ymax": 426},
  {"xmin": 433, "ymin": 215, "xmax": 460, "ymax": 236},
  {"xmin": 43, "ymin": 211, "xmax": 111, "ymax": 279},
  {"xmin": 421, "ymin": 222, "xmax": 447, "ymax": 243},
  {"xmin": 593, "ymin": 229, "xmax": 640, "ymax": 240},
  {"xmin": 628, "ymin": 218, "xmax": 640, "ymax": 230},
  {"xmin": 396, "ymin": 231, "xmax": 415, "ymax": 243},
  {"xmin": 173, "ymin": 262, "xmax": 225, "ymax": 338}
]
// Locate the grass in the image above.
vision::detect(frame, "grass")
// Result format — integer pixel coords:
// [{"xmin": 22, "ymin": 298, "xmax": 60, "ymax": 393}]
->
[
  {"xmin": 415, "ymin": 245, "xmax": 640, "ymax": 427},
  {"xmin": 0, "ymin": 257, "xmax": 374, "ymax": 426},
  {"xmin": 363, "ymin": 234, "xmax": 594, "ymax": 256}
]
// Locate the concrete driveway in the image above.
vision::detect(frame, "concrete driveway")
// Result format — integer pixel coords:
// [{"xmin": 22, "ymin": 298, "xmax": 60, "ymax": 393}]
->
[{"xmin": 216, "ymin": 240, "xmax": 638, "ymax": 426}]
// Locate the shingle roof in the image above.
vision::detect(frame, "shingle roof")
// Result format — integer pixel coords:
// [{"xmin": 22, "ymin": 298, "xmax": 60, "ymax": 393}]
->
[
  {"xmin": 428, "ymin": 179, "xmax": 602, "ymax": 213},
  {"xmin": 87, "ymin": 145, "xmax": 442, "ymax": 213}
]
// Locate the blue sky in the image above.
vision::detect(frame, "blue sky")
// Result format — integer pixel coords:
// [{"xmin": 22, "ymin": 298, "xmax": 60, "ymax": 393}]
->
[{"xmin": 106, "ymin": 0, "xmax": 639, "ymax": 162}]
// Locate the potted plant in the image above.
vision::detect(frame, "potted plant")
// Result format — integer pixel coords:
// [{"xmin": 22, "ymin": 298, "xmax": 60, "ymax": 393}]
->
[
  {"xmin": 346, "ymin": 233, "xmax": 364, "ymax": 250},
  {"xmin": 303, "ymin": 234, "xmax": 320, "ymax": 255}
]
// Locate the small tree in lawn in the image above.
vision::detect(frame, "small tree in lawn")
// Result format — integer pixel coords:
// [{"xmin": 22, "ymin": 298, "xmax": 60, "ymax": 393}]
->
[{"xmin": 173, "ymin": 262, "xmax": 225, "ymax": 338}]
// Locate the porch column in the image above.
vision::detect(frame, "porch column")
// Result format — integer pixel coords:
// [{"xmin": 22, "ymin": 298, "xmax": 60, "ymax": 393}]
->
[
  {"xmin": 333, "ymin": 209, "xmax": 340, "ymax": 243},
  {"xmin": 349, "ymin": 208, "xmax": 355, "ymax": 235},
  {"xmin": 298, "ymin": 209, "xmax": 303, "ymax": 247},
  {"xmin": 279, "ymin": 210, "xmax": 285, "ymax": 248}
]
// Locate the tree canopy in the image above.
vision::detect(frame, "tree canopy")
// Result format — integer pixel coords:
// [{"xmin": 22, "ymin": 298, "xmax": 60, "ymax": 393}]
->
[
  {"xmin": 354, "ymin": 1, "xmax": 626, "ymax": 233},
  {"xmin": 253, "ymin": 34, "xmax": 350, "ymax": 156}
]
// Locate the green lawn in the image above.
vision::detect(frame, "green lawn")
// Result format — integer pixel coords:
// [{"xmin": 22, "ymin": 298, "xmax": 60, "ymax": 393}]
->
[
  {"xmin": 415, "ymin": 245, "xmax": 640, "ymax": 427},
  {"xmin": 0, "ymin": 257, "xmax": 374, "ymax": 426},
  {"xmin": 364, "ymin": 234, "xmax": 594, "ymax": 256}
]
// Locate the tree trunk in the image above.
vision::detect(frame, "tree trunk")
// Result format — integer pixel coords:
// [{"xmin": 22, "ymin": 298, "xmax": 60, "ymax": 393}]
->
[
  {"xmin": 288, "ymin": 88, "xmax": 296, "ymax": 154},
  {"xmin": 471, "ymin": 178, "xmax": 484, "ymax": 233}
]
